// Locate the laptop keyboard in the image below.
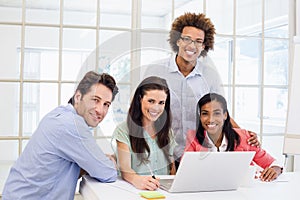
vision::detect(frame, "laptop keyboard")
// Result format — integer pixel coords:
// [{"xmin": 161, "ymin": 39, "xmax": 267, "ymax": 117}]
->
[{"xmin": 159, "ymin": 179, "xmax": 174, "ymax": 190}]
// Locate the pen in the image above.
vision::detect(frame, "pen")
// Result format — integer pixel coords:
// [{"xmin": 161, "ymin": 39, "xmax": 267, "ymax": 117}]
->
[
  {"xmin": 146, "ymin": 163, "xmax": 156, "ymax": 179},
  {"xmin": 146, "ymin": 163, "xmax": 160, "ymax": 188}
]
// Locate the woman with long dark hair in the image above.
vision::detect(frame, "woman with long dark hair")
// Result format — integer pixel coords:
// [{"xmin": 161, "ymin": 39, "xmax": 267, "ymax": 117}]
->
[
  {"xmin": 184, "ymin": 93, "xmax": 282, "ymax": 182},
  {"xmin": 112, "ymin": 76, "xmax": 176, "ymax": 190}
]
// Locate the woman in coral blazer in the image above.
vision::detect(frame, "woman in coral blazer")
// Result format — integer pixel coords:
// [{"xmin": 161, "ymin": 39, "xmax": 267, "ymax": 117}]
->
[{"xmin": 184, "ymin": 93, "xmax": 282, "ymax": 182}]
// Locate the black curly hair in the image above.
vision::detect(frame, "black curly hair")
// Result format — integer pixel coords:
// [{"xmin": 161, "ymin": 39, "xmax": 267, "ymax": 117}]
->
[{"xmin": 169, "ymin": 12, "xmax": 216, "ymax": 57}]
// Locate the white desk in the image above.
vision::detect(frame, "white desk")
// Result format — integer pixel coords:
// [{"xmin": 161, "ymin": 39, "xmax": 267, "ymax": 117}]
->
[{"xmin": 79, "ymin": 173, "xmax": 300, "ymax": 200}]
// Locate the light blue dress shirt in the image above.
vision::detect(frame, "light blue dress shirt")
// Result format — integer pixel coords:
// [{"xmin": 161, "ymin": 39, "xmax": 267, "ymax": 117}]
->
[
  {"xmin": 112, "ymin": 122, "xmax": 176, "ymax": 175},
  {"xmin": 143, "ymin": 54, "xmax": 224, "ymax": 160},
  {"xmin": 3, "ymin": 104, "xmax": 117, "ymax": 200}
]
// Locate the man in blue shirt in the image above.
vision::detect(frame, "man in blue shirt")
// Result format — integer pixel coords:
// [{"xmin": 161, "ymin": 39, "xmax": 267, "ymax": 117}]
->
[{"xmin": 3, "ymin": 71, "xmax": 119, "ymax": 200}]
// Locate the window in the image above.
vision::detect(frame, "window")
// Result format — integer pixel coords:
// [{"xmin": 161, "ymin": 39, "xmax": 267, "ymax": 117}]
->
[{"xmin": 0, "ymin": 0, "xmax": 293, "ymax": 194}]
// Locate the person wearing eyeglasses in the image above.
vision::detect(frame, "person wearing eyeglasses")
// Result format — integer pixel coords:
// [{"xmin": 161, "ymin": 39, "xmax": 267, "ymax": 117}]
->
[{"xmin": 143, "ymin": 12, "xmax": 260, "ymax": 170}]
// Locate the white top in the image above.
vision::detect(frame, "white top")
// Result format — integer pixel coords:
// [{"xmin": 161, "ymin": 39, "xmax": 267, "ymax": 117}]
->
[{"xmin": 143, "ymin": 54, "xmax": 224, "ymax": 160}]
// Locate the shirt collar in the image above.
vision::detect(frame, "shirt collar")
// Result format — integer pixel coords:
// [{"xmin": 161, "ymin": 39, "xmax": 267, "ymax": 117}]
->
[
  {"xmin": 66, "ymin": 103, "xmax": 94, "ymax": 131},
  {"xmin": 169, "ymin": 54, "xmax": 203, "ymax": 77},
  {"xmin": 205, "ymin": 131, "xmax": 228, "ymax": 152}
]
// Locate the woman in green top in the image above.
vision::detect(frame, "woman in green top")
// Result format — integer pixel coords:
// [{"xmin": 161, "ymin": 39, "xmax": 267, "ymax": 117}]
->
[{"xmin": 112, "ymin": 76, "xmax": 176, "ymax": 190}]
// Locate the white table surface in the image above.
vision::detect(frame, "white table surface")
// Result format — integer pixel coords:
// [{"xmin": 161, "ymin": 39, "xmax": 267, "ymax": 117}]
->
[{"xmin": 79, "ymin": 172, "xmax": 300, "ymax": 200}]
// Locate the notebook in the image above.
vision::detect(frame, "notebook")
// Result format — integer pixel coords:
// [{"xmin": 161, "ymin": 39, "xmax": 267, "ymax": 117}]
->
[{"xmin": 159, "ymin": 151, "xmax": 255, "ymax": 193}]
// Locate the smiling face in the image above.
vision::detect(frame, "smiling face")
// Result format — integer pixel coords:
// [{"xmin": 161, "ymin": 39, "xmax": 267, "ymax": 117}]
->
[
  {"xmin": 177, "ymin": 26, "xmax": 205, "ymax": 64},
  {"xmin": 74, "ymin": 83, "xmax": 112, "ymax": 127},
  {"xmin": 140, "ymin": 89, "xmax": 167, "ymax": 126},
  {"xmin": 200, "ymin": 100, "xmax": 228, "ymax": 138}
]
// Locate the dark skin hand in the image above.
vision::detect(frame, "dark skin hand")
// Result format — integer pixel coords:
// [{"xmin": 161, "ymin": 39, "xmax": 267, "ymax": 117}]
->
[
  {"xmin": 258, "ymin": 166, "xmax": 282, "ymax": 181},
  {"xmin": 169, "ymin": 162, "xmax": 176, "ymax": 175},
  {"xmin": 230, "ymin": 118, "xmax": 260, "ymax": 147},
  {"xmin": 248, "ymin": 131, "xmax": 260, "ymax": 147},
  {"xmin": 78, "ymin": 169, "xmax": 87, "ymax": 179},
  {"xmin": 244, "ymin": 127, "xmax": 280, "ymax": 182}
]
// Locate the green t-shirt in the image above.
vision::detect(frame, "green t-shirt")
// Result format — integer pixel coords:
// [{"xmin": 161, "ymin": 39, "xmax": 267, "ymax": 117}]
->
[{"xmin": 112, "ymin": 121, "xmax": 176, "ymax": 175}]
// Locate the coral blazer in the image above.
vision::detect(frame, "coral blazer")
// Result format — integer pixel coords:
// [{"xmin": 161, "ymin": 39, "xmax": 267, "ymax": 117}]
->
[{"xmin": 184, "ymin": 128, "xmax": 275, "ymax": 169}]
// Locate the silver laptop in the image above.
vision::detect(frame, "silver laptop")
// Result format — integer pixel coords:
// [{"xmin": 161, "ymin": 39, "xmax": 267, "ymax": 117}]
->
[{"xmin": 159, "ymin": 151, "xmax": 255, "ymax": 193}]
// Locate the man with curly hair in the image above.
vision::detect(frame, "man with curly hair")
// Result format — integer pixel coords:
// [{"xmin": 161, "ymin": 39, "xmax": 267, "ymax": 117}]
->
[{"xmin": 143, "ymin": 12, "xmax": 259, "ymax": 169}]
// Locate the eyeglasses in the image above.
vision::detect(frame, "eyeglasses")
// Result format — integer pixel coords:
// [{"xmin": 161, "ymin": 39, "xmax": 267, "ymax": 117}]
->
[{"xmin": 180, "ymin": 36, "xmax": 204, "ymax": 47}]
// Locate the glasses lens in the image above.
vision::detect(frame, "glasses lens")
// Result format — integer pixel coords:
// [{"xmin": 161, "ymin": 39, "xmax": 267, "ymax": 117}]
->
[
  {"xmin": 181, "ymin": 37, "xmax": 202, "ymax": 47},
  {"xmin": 182, "ymin": 37, "xmax": 191, "ymax": 44}
]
